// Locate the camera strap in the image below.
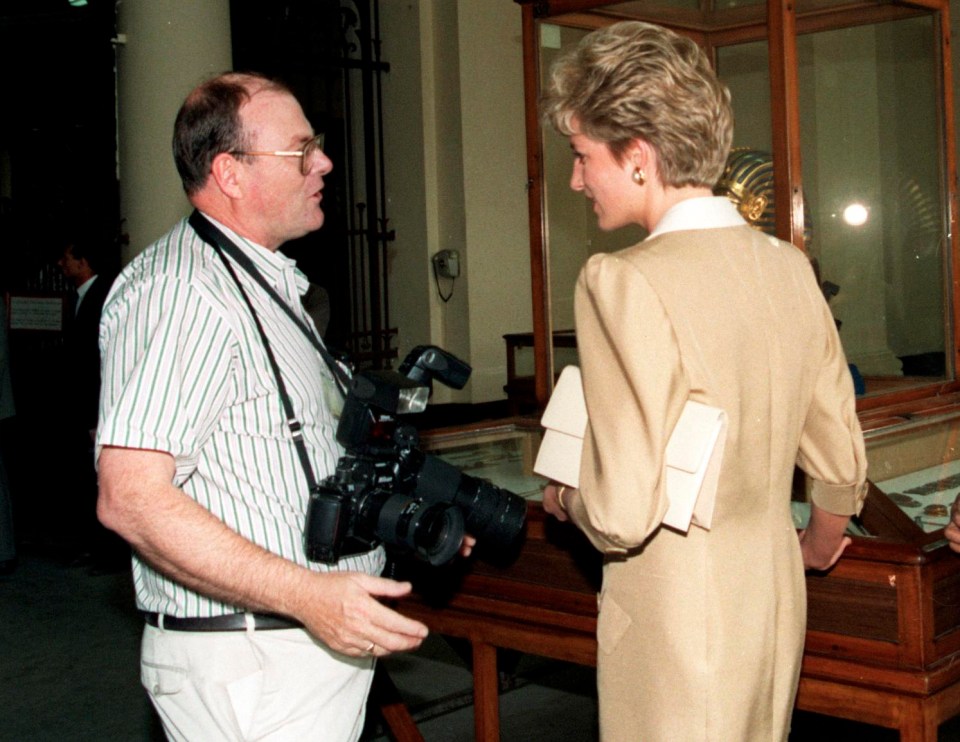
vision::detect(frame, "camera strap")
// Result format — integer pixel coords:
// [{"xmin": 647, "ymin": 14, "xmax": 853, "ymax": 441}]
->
[
  {"xmin": 188, "ymin": 209, "xmax": 343, "ymax": 493},
  {"xmin": 188, "ymin": 210, "xmax": 350, "ymax": 396}
]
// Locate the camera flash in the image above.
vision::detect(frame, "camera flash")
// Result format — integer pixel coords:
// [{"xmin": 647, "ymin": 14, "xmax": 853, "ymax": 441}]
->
[{"xmin": 396, "ymin": 386, "xmax": 429, "ymax": 414}]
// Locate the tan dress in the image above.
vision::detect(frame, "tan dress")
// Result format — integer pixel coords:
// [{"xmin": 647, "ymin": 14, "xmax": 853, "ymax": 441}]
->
[{"xmin": 566, "ymin": 213, "xmax": 867, "ymax": 741}]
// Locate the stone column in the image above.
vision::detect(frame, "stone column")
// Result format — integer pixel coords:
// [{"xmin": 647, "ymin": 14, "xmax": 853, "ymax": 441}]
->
[{"xmin": 115, "ymin": 0, "xmax": 232, "ymax": 262}]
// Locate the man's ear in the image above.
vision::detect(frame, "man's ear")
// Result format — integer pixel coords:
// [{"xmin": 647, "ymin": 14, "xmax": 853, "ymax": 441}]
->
[{"xmin": 209, "ymin": 152, "xmax": 244, "ymax": 199}]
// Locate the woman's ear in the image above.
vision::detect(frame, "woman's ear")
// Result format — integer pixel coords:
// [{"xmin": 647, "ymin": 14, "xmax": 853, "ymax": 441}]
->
[
  {"xmin": 628, "ymin": 138, "xmax": 654, "ymax": 172},
  {"xmin": 209, "ymin": 153, "xmax": 244, "ymax": 199}
]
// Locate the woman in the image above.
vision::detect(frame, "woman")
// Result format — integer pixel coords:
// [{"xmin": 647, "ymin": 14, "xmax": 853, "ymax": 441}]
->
[{"xmin": 540, "ymin": 21, "xmax": 867, "ymax": 741}]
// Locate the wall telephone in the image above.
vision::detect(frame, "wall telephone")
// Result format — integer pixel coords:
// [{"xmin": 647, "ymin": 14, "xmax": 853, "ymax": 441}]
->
[{"xmin": 432, "ymin": 249, "xmax": 461, "ymax": 279}]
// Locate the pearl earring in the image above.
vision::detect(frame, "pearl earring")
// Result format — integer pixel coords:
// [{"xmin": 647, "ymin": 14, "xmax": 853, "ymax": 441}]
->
[{"xmin": 632, "ymin": 168, "xmax": 646, "ymax": 186}]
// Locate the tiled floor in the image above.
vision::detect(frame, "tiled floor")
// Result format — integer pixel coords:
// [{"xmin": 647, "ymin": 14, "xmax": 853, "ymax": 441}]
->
[
  {"xmin": 368, "ymin": 641, "xmax": 599, "ymax": 741},
  {"xmin": 4, "ymin": 550, "xmax": 960, "ymax": 741}
]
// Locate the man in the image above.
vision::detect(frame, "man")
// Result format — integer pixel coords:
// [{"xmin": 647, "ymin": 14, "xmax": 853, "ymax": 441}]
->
[
  {"xmin": 948, "ymin": 497, "xmax": 960, "ymax": 552},
  {"xmin": 57, "ymin": 237, "xmax": 122, "ymax": 571},
  {"xmin": 58, "ymin": 238, "xmax": 111, "ymax": 440},
  {"xmin": 96, "ymin": 72, "xmax": 431, "ymax": 741}
]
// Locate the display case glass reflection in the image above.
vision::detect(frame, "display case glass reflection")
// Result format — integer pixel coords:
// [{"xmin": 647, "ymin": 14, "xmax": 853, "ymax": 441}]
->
[
  {"xmin": 709, "ymin": 13, "xmax": 949, "ymax": 395},
  {"xmin": 421, "ymin": 422, "xmax": 547, "ymax": 502},
  {"xmin": 798, "ymin": 15, "xmax": 947, "ymax": 393},
  {"xmin": 418, "ymin": 412, "xmax": 960, "ymax": 545},
  {"xmin": 864, "ymin": 411, "xmax": 960, "ymax": 535}
]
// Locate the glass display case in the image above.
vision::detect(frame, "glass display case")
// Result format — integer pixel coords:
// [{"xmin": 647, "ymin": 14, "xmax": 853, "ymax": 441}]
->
[
  {"xmin": 422, "ymin": 421, "xmax": 547, "ymax": 501},
  {"xmin": 515, "ymin": 0, "xmax": 958, "ymax": 409},
  {"xmin": 862, "ymin": 407, "xmax": 960, "ymax": 537}
]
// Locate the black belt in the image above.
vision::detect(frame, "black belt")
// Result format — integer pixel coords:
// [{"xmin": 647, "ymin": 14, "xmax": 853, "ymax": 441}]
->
[{"xmin": 143, "ymin": 611, "xmax": 303, "ymax": 632}]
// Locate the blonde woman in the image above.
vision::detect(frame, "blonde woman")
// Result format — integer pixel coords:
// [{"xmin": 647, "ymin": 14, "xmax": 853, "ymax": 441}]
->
[{"xmin": 540, "ymin": 21, "xmax": 867, "ymax": 741}]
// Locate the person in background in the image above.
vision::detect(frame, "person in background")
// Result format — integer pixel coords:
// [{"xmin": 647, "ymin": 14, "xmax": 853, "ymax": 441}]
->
[
  {"xmin": 95, "ymin": 71, "xmax": 459, "ymax": 741},
  {"xmin": 945, "ymin": 497, "xmax": 960, "ymax": 551},
  {"xmin": 57, "ymin": 237, "xmax": 123, "ymax": 573},
  {"xmin": 539, "ymin": 22, "xmax": 867, "ymax": 741}
]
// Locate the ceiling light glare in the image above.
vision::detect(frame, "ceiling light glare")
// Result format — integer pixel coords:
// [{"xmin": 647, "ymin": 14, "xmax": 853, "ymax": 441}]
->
[{"xmin": 842, "ymin": 203, "xmax": 869, "ymax": 227}]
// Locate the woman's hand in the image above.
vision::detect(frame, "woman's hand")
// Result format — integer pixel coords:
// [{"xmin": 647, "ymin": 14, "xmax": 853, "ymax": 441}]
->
[
  {"xmin": 798, "ymin": 504, "xmax": 852, "ymax": 571},
  {"xmin": 542, "ymin": 482, "xmax": 575, "ymax": 522}
]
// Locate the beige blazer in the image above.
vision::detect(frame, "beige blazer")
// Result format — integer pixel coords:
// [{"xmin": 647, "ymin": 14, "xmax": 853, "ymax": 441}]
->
[{"xmin": 567, "ymin": 224, "xmax": 867, "ymax": 741}]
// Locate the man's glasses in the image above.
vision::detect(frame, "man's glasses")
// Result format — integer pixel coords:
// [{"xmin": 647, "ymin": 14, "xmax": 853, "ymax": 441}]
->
[{"xmin": 230, "ymin": 133, "xmax": 325, "ymax": 176}]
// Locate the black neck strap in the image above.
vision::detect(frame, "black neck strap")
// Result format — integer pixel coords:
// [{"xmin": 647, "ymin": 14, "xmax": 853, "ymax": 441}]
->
[
  {"xmin": 188, "ymin": 210, "xmax": 349, "ymax": 396},
  {"xmin": 188, "ymin": 209, "xmax": 344, "ymax": 493}
]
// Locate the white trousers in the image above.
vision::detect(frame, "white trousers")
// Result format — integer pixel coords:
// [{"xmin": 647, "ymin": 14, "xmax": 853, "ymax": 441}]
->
[{"xmin": 141, "ymin": 624, "xmax": 375, "ymax": 742}]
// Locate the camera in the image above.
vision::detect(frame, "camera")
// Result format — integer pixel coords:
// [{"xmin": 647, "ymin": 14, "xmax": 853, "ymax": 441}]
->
[{"xmin": 304, "ymin": 346, "xmax": 527, "ymax": 566}]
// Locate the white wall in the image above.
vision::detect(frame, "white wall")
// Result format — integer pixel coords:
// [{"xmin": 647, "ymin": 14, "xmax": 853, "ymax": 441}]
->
[
  {"xmin": 457, "ymin": 0, "xmax": 530, "ymax": 401},
  {"xmin": 382, "ymin": 0, "xmax": 530, "ymax": 403}
]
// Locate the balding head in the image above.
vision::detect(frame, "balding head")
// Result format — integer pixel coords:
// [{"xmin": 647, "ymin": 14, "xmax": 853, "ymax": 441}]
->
[{"xmin": 172, "ymin": 72, "xmax": 292, "ymax": 196}]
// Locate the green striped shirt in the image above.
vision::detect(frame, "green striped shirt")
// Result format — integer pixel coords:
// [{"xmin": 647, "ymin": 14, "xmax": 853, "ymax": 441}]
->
[{"xmin": 97, "ymin": 215, "xmax": 384, "ymax": 617}]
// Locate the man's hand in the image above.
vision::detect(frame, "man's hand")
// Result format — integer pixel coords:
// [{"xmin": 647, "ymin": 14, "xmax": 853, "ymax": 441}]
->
[
  {"xmin": 98, "ymin": 446, "xmax": 428, "ymax": 658},
  {"xmin": 299, "ymin": 534, "xmax": 479, "ymax": 657},
  {"xmin": 292, "ymin": 572, "xmax": 428, "ymax": 658},
  {"xmin": 459, "ymin": 535, "xmax": 476, "ymax": 558}
]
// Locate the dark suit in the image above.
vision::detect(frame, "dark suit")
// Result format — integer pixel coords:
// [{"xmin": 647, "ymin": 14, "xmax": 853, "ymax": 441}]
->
[
  {"xmin": 60, "ymin": 274, "xmax": 123, "ymax": 567},
  {"xmin": 65, "ymin": 275, "xmax": 111, "ymax": 434}
]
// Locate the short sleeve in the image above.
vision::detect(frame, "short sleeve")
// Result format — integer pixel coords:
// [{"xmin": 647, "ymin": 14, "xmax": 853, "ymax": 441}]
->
[{"xmin": 97, "ymin": 274, "xmax": 237, "ymax": 485}]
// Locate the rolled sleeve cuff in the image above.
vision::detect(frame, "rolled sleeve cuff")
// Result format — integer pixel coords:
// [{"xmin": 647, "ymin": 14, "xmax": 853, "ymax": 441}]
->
[
  {"xmin": 567, "ymin": 491, "xmax": 632, "ymax": 556},
  {"xmin": 810, "ymin": 479, "xmax": 867, "ymax": 517}
]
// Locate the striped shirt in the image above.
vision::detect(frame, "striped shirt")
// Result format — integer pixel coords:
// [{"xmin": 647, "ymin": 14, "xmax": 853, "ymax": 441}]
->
[{"xmin": 97, "ymin": 215, "xmax": 385, "ymax": 618}]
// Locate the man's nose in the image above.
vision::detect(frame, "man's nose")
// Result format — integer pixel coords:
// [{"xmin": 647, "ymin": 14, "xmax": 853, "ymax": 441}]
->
[{"xmin": 307, "ymin": 150, "xmax": 333, "ymax": 176}]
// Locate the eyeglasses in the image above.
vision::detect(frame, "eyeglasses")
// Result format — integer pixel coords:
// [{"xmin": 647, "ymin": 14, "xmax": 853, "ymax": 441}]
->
[{"xmin": 230, "ymin": 133, "xmax": 325, "ymax": 176}]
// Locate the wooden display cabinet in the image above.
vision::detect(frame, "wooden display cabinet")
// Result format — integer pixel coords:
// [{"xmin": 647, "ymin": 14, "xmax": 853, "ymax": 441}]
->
[
  {"xmin": 795, "ymin": 404, "xmax": 960, "ymax": 740},
  {"xmin": 374, "ymin": 412, "xmax": 960, "ymax": 741}
]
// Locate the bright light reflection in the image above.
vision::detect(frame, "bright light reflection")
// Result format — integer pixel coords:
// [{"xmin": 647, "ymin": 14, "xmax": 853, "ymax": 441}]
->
[{"xmin": 842, "ymin": 203, "xmax": 869, "ymax": 227}]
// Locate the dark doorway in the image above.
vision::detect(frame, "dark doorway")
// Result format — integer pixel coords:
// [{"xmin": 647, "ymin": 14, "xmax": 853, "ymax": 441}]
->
[
  {"xmin": 1, "ymin": 0, "xmax": 120, "ymax": 290},
  {"xmin": 0, "ymin": 0, "xmax": 120, "ymax": 553},
  {"xmin": 231, "ymin": 0, "xmax": 397, "ymax": 368}
]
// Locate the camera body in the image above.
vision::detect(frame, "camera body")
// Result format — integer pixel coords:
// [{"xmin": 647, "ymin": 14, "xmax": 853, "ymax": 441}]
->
[{"xmin": 304, "ymin": 346, "xmax": 527, "ymax": 566}]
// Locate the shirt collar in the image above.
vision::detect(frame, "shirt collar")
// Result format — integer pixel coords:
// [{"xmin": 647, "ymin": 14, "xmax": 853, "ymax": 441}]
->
[
  {"xmin": 200, "ymin": 213, "xmax": 310, "ymax": 297},
  {"xmin": 76, "ymin": 274, "xmax": 97, "ymax": 300},
  {"xmin": 647, "ymin": 196, "xmax": 747, "ymax": 240}
]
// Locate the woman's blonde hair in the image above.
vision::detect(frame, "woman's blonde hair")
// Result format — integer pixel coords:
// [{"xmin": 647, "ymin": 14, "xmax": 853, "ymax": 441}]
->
[{"xmin": 542, "ymin": 21, "xmax": 733, "ymax": 188}]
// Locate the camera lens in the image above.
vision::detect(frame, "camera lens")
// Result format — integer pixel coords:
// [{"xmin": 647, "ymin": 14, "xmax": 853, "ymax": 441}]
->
[
  {"xmin": 415, "ymin": 455, "xmax": 527, "ymax": 549},
  {"xmin": 452, "ymin": 475, "xmax": 527, "ymax": 548},
  {"xmin": 362, "ymin": 492, "xmax": 465, "ymax": 566}
]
